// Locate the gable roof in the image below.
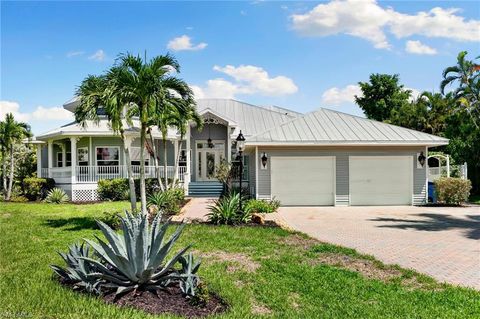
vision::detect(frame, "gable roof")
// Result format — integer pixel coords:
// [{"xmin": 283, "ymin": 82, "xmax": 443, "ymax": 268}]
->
[
  {"xmin": 248, "ymin": 108, "xmax": 449, "ymax": 146},
  {"xmin": 196, "ymin": 99, "xmax": 300, "ymax": 137}
]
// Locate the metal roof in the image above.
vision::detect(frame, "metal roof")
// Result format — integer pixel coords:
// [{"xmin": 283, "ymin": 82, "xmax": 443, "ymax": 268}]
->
[
  {"xmin": 248, "ymin": 108, "xmax": 449, "ymax": 146},
  {"xmin": 195, "ymin": 99, "xmax": 300, "ymax": 137}
]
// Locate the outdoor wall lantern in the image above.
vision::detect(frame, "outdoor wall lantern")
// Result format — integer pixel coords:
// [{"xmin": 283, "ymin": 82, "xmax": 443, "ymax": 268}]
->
[
  {"xmin": 261, "ymin": 152, "xmax": 268, "ymax": 169},
  {"xmin": 207, "ymin": 125, "xmax": 214, "ymax": 148},
  {"xmin": 418, "ymin": 152, "xmax": 426, "ymax": 167}
]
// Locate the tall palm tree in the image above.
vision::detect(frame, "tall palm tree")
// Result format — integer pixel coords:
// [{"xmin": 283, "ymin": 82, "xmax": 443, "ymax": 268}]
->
[
  {"xmin": 112, "ymin": 53, "xmax": 194, "ymax": 213},
  {"xmin": 441, "ymin": 51, "xmax": 480, "ymax": 124},
  {"xmin": 0, "ymin": 113, "xmax": 31, "ymax": 200},
  {"xmin": 75, "ymin": 73, "xmax": 137, "ymax": 212}
]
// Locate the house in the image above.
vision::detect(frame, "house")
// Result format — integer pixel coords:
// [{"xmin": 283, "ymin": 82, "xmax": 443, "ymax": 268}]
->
[{"xmin": 31, "ymin": 98, "xmax": 448, "ymax": 205}]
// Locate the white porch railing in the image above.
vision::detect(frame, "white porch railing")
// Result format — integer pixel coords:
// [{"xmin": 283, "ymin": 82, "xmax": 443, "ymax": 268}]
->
[
  {"xmin": 428, "ymin": 163, "xmax": 468, "ymax": 181},
  {"xmin": 39, "ymin": 165, "xmax": 186, "ymax": 184}
]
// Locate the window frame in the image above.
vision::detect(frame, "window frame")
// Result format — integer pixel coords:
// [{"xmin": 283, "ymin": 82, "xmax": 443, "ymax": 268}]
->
[
  {"xmin": 129, "ymin": 146, "xmax": 150, "ymax": 166},
  {"xmin": 77, "ymin": 147, "xmax": 89, "ymax": 166},
  {"xmin": 95, "ymin": 146, "xmax": 120, "ymax": 167}
]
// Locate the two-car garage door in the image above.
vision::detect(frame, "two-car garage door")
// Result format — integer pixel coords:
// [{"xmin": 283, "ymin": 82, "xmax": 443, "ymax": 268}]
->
[{"xmin": 270, "ymin": 155, "xmax": 413, "ymax": 206}]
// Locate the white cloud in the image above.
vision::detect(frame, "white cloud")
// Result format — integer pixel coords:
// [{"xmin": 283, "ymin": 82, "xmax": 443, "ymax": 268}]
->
[
  {"xmin": 88, "ymin": 49, "xmax": 106, "ymax": 61},
  {"xmin": 291, "ymin": 0, "xmax": 480, "ymax": 50},
  {"xmin": 66, "ymin": 51, "xmax": 85, "ymax": 58},
  {"xmin": 405, "ymin": 40, "xmax": 437, "ymax": 55},
  {"xmin": 167, "ymin": 35, "xmax": 207, "ymax": 51},
  {"xmin": 240, "ymin": 10, "xmax": 247, "ymax": 16},
  {"xmin": 321, "ymin": 85, "xmax": 362, "ymax": 105},
  {"xmin": 193, "ymin": 65, "xmax": 298, "ymax": 99},
  {"xmin": 0, "ymin": 101, "xmax": 73, "ymax": 123}
]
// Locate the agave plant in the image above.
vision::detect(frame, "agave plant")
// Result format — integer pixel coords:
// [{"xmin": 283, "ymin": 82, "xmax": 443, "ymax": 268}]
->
[
  {"xmin": 82, "ymin": 212, "xmax": 194, "ymax": 296},
  {"xmin": 51, "ymin": 242, "xmax": 101, "ymax": 294},
  {"xmin": 177, "ymin": 252, "xmax": 201, "ymax": 297},
  {"xmin": 45, "ymin": 187, "xmax": 69, "ymax": 204}
]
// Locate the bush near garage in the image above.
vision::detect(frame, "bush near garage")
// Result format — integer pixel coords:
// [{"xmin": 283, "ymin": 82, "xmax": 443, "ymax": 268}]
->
[{"xmin": 434, "ymin": 177, "xmax": 472, "ymax": 205}]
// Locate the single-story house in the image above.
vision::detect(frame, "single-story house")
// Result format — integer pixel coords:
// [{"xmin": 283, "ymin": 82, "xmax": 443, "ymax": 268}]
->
[{"xmin": 31, "ymin": 98, "xmax": 448, "ymax": 205}]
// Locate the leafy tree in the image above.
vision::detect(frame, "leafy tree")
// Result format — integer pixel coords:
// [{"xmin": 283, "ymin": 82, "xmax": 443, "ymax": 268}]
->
[
  {"xmin": 0, "ymin": 113, "xmax": 31, "ymax": 200},
  {"xmin": 355, "ymin": 74, "xmax": 412, "ymax": 121},
  {"xmin": 75, "ymin": 74, "xmax": 138, "ymax": 212},
  {"xmin": 441, "ymin": 51, "xmax": 480, "ymax": 125}
]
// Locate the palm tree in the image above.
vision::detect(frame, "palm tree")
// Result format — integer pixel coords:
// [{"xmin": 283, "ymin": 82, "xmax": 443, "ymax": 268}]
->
[
  {"xmin": 0, "ymin": 113, "xmax": 31, "ymax": 200},
  {"xmin": 112, "ymin": 53, "xmax": 194, "ymax": 213},
  {"xmin": 74, "ymin": 74, "xmax": 137, "ymax": 212},
  {"xmin": 441, "ymin": 51, "xmax": 480, "ymax": 124}
]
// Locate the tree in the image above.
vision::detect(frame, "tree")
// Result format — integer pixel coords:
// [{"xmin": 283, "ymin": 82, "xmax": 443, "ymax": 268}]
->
[
  {"xmin": 440, "ymin": 51, "xmax": 480, "ymax": 125},
  {"xmin": 355, "ymin": 74, "xmax": 412, "ymax": 121},
  {"xmin": 112, "ymin": 53, "xmax": 194, "ymax": 214},
  {"xmin": 0, "ymin": 113, "xmax": 31, "ymax": 200},
  {"xmin": 75, "ymin": 74, "xmax": 138, "ymax": 212}
]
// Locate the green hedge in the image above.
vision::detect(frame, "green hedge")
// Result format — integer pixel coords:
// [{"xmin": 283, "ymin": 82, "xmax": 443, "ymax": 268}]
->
[
  {"xmin": 97, "ymin": 178, "xmax": 167, "ymax": 201},
  {"xmin": 22, "ymin": 177, "xmax": 55, "ymax": 201},
  {"xmin": 434, "ymin": 177, "xmax": 472, "ymax": 205}
]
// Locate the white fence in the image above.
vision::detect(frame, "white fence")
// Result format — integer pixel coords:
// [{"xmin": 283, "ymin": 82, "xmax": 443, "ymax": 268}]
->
[
  {"xmin": 40, "ymin": 165, "xmax": 186, "ymax": 184},
  {"xmin": 428, "ymin": 163, "xmax": 468, "ymax": 181}
]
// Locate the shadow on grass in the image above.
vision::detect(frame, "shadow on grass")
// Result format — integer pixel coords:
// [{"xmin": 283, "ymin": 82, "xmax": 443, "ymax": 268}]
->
[
  {"xmin": 44, "ymin": 217, "xmax": 98, "ymax": 231},
  {"xmin": 371, "ymin": 213, "xmax": 480, "ymax": 240}
]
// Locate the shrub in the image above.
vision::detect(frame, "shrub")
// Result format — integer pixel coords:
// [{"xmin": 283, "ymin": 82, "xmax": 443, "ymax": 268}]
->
[
  {"xmin": 45, "ymin": 188, "xmax": 69, "ymax": 204},
  {"xmin": 51, "ymin": 212, "xmax": 201, "ymax": 297},
  {"xmin": 23, "ymin": 177, "xmax": 55, "ymax": 201},
  {"xmin": 147, "ymin": 188, "xmax": 183, "ymax": 215},
  {"xmin": 435, "ymin": 177, "xmax": 472, "ymax": 205},
  {"xmin": 207, "ymin": 192, "xmax": 250, "ymax": 225},
  {"xmin": 97, "ymin": 178, "xmax": 129, "ymax": 201},
  {"xmin": 9, "ymin": 195, "xmax": 29, "ymax": 202},
  {"xmin": 99, "ymin": 210, "xmax": 123, "ymax": 229},
  {"xmin": 245, "ymin": 198, "xmax": 281, "ymax": 214}
]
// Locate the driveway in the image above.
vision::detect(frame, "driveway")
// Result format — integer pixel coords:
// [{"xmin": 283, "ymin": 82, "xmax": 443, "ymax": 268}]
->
[{"xmin": 276, "ymin": 206, "xmax": 480, "ymax": 290}]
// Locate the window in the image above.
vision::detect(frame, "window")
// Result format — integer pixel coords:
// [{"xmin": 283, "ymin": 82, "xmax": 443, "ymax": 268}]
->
[
  {"xmin": 130, "ymin": 147, "xmax": 149, "ymax": 166},
  {"xmin": 57, "ymin": 152, "xmax": 71, "ymax": 167},
  {"xmin": 96, "ymin": 147, "xmax": 120, "ymax": 166},
  {"xmin": 77, "ymin": 147, "xmax": 89, "ymax": 166}
]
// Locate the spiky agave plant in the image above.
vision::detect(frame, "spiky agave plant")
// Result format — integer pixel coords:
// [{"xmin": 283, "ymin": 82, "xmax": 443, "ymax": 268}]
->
[
  {"xmin": 45, "ymin": 187, "xmax": 69, "ymax": 204},
  {"xmin": 82, "ymin": 212, "xmax": 194, "ymax": 296},
  {"xmin": 51, "ymin": 242, "xmax": 101, "ymax": 294},
  {"xmin": 177, "ymin": 252, "xmax": 201, "ymax": 297}
]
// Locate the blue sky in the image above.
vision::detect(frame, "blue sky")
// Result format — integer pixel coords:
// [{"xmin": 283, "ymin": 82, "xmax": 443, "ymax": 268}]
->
[{"xmin": 1, "ymin": 0, "xmax": 479, "ymax": 134}]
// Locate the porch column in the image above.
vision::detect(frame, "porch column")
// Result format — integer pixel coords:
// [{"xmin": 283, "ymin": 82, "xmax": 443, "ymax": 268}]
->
[
  {"xmin": 36, "ymin": 145, "xmax": 42, "ymax": 178},
  {"xmin": 89, "ymin": 137, "xmax": 93, "ymax": 166},
  {"xmin": 70, "ymin": 137, "xmax": 77, "ymax": 184},
  {"xmin": 185, "ymin": 125, "xmax": 191, "ymax": 194},
  {"xmin": 47, "ymin": 140, "xmax": 53, "ymax": 178},
  {"xmin": 62, "ymin": 143, "xmax": 66, "ymax": 167},
  {"xmin": 227, "ymin": 125, "xmax": 232, "ymax": 162}
]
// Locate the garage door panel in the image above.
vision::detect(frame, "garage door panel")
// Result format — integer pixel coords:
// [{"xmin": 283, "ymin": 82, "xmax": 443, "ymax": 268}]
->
[
  {"xmin": 350, "ymin": 156, "xmax": 412, "ymax": 206},
  {"xmin": 271, "ymin": 157, "xmax": 334, "ymax": 206}
]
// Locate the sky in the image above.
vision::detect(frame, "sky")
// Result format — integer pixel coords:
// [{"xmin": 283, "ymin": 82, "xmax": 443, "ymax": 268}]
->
[{"xmin": 1, "ymin": 0, "xmax": 479, "ymax": 134}]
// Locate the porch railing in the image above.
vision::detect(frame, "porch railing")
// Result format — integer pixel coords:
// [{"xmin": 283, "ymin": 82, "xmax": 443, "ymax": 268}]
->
[{"xmin": 39, "ymin": 165, "xmax": 186, "ymax": 184}]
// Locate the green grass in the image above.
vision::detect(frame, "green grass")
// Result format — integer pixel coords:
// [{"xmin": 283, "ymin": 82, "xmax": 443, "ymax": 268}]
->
[
  {"xmin": 1, "ymin": 202, "xmax": 479, "ymax": 318},
  {"xmin": 469, "ymin": 194, "xmax": 480, "ymax": 204}
]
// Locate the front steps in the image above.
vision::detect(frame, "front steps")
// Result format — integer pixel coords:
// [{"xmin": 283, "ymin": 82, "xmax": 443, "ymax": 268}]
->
[{"xmin": 188, "ymin": 182, "xmax": 223, "ymax": 197}]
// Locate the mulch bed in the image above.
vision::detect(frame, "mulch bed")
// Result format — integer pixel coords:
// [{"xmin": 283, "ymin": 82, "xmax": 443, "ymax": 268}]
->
[{"xmin": 103, "ymin": 286, "xmax": 227, "ymax": 317}]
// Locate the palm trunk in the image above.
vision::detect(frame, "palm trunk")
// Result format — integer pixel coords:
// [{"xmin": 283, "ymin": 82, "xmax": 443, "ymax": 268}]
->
[
  {"xmin": 172, "ymin": 137, "xmax": 182, "ymax": 187},
  {"xmin": 163, "ymin": 138, "xmax": 168, "ymax": 190},
  {"xmin": 6, "ymin": 145, "xmax": 14, "ymax": 201},
  {"xmin": 2, "ymin": 149, "xmax": 7, "ymax": 199},
  {"xmin": 149, "ymin": 131, "xmax": 164, "ymax": 192},
  {"xmin": 139, "ymin": 124, "xmax": 147, "ymax": 215},
  {"xmin": 121, "ymin": 134, "xmax": 137, "ymax": 212}
]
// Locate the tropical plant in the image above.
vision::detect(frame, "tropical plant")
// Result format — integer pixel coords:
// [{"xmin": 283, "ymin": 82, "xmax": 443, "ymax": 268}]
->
[
  {"xmin": 44, "ymin": 187, "xmax": 69, "ymax": 204},
  {"xmin": 82, "ymin": 212, "xmax": 196, "ymax": 296},
  {"xmin": 441, "ymin": 51, "xmax": 480, "ymax": 124},
  {"xmin": 147, "ymin": 188, "xmax": 183, "ymax": 215},
  {"xmin": 177, "ymin": 252, "xmax": 201, "ymax": 298},
  {"xmin": 207, "ymin": 192, "xmax": 247, "ymax": 225},
  {"xmin": 0, "ymin": 113, "xmax": 31, "ymax": 200},
  {"xmin": 75, "ymin": 74, "xmax": 137, "ymax": 212},
  {"xmin": 51, "ymin": 243, "xmax": 101, "ymax": 294},
  {"xmin": 97, "ymin": 178, "xmax": 130, "ymax": 201}
]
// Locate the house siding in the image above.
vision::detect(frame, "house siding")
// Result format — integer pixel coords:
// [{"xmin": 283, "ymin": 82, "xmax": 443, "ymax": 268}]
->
[{"xmin": 256, "ymin": 146, "xmax": 426, "ymax": 206}]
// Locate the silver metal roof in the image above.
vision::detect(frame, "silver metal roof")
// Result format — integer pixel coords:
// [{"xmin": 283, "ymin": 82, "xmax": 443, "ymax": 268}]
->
[
  {"xmin": 248, "ymin": 108, "xmax": 449, "ymax": 146},
  {"xmin": 195, "ymin": 99, "xmax": 300, "ymax": 137}
]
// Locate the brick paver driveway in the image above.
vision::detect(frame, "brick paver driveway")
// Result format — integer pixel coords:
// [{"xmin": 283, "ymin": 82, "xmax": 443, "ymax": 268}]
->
[{"xmin": 276, "ymin": 206, "xmax": 480, "ymax": 289}]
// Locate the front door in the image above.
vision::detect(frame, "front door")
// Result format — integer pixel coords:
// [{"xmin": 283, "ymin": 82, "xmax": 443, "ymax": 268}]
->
[{"xmin": 196, "ymin": 141, "xmax": 225, "ymax": 181}]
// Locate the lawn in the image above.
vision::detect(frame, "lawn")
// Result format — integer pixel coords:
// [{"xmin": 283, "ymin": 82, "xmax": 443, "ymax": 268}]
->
[{"xmin": 1, "ymin": 202, "xmax": 479, "ymax": 318}]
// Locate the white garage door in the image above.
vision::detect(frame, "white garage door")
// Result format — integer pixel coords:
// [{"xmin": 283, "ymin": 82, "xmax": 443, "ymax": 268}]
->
[
  {"xmin": 349, "ymin": 156, "xmax": 413, "ymax": 206},
  {"xmin": 271, "ymin": 157, "xmax": 335, "ymax": 206}
]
